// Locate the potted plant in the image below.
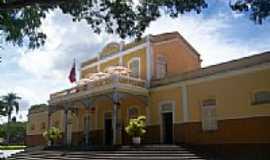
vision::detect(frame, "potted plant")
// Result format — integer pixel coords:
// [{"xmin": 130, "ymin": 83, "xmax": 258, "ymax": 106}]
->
[
  {"xmin": 125, "ymin": 116, "xmax": 146, "ymax": 145},
  {"xmin": 43, "ymin": 127, "xmax": 62, "ymax": 147}
]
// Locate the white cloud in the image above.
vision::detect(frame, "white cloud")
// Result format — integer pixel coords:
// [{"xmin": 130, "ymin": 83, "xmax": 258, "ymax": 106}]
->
[
  {"xmin": 18, "ymin": 9, "xmax": 121, "ymax": 82},
  {"xmin": 1, "ymin": 5, "xmax": 270, "ymax": 123},
  {"xmin": 145, "ymin": 12, "xmax": 270, "ymax": 67}
]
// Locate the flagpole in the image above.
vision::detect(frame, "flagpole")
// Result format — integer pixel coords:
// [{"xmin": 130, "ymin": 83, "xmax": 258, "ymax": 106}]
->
[{"xmin": 73, "ymin": 58, "xmax": 77, "ymax": 88}]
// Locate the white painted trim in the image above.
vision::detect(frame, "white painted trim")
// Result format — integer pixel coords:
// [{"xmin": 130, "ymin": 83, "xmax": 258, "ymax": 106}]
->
[
  {"xmin": 159, "ymin": 100, "xmax": 176, "ymax": 144},
  {"xmin": 127, "ymin": 57, "xmax": 141, "ymax": 78},
  {"xmin": 152, "ymin": 38, "xmax": 178, "ymax": 46},
  {"xmin": 146, "ymin": 35, "xmax": 153, "ymax": 86},
  {"xmin": 152, "ymin": 63, "xmax": 270, "ymax": 92},
  {"xmin": 181, "ymin": 85, "xmax": 189, "ymax": 122},
  {"xmin": 82, "ymin": 43, "xmax": 147, "ymax": 70}
]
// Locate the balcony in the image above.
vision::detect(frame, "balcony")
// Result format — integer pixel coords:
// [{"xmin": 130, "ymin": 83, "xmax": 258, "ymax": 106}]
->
[{"xmin": 49, "ymin": 73, "xmax": 148, "ymax": 105}]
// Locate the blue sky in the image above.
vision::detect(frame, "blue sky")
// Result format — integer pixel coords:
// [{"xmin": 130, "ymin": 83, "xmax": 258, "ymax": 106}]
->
[{"xmin": 0, "ymin": 0, "xmax": 270, "ymax": 122}]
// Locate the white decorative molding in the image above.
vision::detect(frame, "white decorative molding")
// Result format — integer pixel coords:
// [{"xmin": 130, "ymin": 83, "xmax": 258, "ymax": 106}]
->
[
  {"xmin": 82, "ymin": 43, "xmax": 147, "ymax": 71},
  {"xmin": 127, "ymin": 57, "xmax": 141, "ymax": 78}
]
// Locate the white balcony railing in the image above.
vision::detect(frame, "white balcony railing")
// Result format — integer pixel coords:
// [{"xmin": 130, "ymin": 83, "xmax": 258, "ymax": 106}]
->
[{"xmin": 50, "ymin": 74, "xmax": 147, "ymax": 101}]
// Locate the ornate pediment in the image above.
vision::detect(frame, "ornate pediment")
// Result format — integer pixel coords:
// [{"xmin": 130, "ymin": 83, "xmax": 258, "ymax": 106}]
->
[{"xmin": 99, "ymin": 42, "xmax": 121, "ymax": 58}]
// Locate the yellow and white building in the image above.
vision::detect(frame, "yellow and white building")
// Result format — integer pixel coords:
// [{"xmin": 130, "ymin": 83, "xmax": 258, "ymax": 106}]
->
[{"xmin": 26, "ymin": 31, "xmax": 270, "ymax": 146}]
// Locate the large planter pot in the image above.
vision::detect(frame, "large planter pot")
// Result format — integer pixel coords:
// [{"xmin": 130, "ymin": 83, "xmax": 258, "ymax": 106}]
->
[{"xmin": 132, "ymin": 137, "xmax": 141, "ymax": 145}]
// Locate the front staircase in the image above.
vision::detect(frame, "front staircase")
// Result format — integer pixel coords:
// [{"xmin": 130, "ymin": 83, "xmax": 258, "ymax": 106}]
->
[{"xmin": 8, "ymin": 145, "xmax": 208, "ymax": 160}]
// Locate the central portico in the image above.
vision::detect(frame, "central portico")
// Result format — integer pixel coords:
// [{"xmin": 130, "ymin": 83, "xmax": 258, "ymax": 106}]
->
[{"xmin": 49, "ymin": 70, "xmax": 149, "ymax": 146}]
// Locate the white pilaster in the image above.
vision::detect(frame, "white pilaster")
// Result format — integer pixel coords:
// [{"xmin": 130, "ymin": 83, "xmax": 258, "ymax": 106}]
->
[
  {"xmin": 181, "ymin": 85, "xmax": 189, "ymax": 122},
  {"xmin": 112, "ymin": 103, "xmax": 118, "ymax": 145},
  {"xmin": 97, "ymin": 55, "xmax": 101, "ymax": 72},
  {"xmin": 146, "ymin": 35, "xmax": 153, "ymax": 87}
]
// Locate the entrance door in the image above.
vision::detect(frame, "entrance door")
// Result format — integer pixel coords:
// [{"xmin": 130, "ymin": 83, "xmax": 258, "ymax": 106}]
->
[
  {"xmin": 162, "ymin": 112, "xmax": 173, "ymax": 144},
  {"xmin": 104, "ymin": 118, "xmax": 113, "ymax": 145}
]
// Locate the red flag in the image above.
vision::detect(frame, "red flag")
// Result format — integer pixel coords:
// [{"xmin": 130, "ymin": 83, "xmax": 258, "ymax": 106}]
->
[{"xmin": 69, "ymin": 60, "xmax": 76, "ymax": 83}]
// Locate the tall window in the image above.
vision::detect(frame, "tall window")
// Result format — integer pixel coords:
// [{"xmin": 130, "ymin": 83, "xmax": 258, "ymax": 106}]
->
[
  {"xmin": 128, "ymin": 57, "xmax": 140, "ymax": 78},
  {"xmin": 201, "ymin": 99, "xmax": 218, "ymax": 131},
  {"xmin": 156, "ymin": 55, "xmax": 167, "ymax": 79},
  {"xmin": 128, "ymin": 107, "xmax": 139, "ymax": 119},
  {"xmin": 253, "ymin": 91, "xmax": 270, "ymax": 105}
]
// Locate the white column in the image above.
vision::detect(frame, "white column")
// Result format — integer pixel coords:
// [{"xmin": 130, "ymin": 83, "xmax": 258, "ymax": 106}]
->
[
  {"xmin": 85, "ymin": 108, "xmax": 90, "ymax": 146},
  {"xmin": 112, "ymin": 103, "xmax": 118, "ymax": 145},
  {"xmin": 181, "ymin": 85, "xmax": 189, "ymax": 122},
  {"xmin": 146, "ymin": 35, "xmax": 153, "ymax": 87},
  {"xmin": 64, "ymin": 108, "xmax": 68, "ymax": 145}
]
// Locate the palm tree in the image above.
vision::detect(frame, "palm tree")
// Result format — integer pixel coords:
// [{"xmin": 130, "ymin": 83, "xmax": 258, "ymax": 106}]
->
[
  {"xmin": 1, "ymin": 93, "xmax": 21, "ymax": 143},
  {"xmin": 0, "ymin": 100, "xmax": 7, "ymax": 117}
]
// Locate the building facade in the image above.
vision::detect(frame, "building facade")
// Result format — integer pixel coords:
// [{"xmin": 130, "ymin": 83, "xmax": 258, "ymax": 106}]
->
[{"xmin": 26, "ymin": 32, "xmax": 270, "ymax": 146}]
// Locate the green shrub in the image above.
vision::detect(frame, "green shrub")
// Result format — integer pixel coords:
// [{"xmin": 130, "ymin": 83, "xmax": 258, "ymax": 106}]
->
[
  {"xmin": 42, "ymin": 127, "xmax": 62, "ymax": 145},
  {"xmin": 125, "ymin": 116, "xmax": 146, "ymax": 137}
]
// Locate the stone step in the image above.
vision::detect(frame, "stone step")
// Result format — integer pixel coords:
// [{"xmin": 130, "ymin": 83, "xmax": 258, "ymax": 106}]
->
[
  {"xmin": 11, "ymin": 156, "xmax": 205, "ymax": 160},
  {"xmin": 15, "ymin": 150, "xmax": 195, "ymax": 156},
  {"xmin": 14, "ymin": 153, "xmax": 198, "ymax": 159},
  {"xmin": 9, "ymin": 145, "xmax": 207, "ymax": 160}
]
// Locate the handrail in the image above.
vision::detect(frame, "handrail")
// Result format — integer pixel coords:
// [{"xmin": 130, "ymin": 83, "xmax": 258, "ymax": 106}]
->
[{"xmin": 50, "ymin": 74, "xmax": 146, "ymax": 99}]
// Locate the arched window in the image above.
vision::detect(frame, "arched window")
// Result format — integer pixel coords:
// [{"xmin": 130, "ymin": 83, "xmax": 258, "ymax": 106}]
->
[
  {"xmin": 156, "ymin": 55, "xmax": 167, "ymax": 79},
  {"xmin": 128, "ymin": 107, "xmax": 139, "ymax": 119},
  {"xmin": 128, "ymin": 57, "xmax": 140, "ymax": 78}
]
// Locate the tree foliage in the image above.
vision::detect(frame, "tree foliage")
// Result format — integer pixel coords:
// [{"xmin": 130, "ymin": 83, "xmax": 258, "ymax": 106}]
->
[
  {"xmin": 0, "ymin": 0, "xmax": 269, "ymax": 51},
  {"xmin": 0, "ymin": 93, "xmax": 21, "ymax": 144},
  {"xmin": 0, "ymin": 121, "xmax": 26, "ymax": 144},
  {"xmin": 230, "ymin": 0, "xmax": 270, "ymax": 24}
]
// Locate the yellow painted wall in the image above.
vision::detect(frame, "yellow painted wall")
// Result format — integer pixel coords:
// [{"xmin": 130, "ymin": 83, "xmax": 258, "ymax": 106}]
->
[
  {"xmin": 93, "ymin": 96, "xmax": 146, "ymax": 130},
  {"xmin": 100, "ymin": 58, "xmax": 120, "ymax": 72},
  {"xmin": 27, "ymin": 110, "xmax": 64, "ymax": 135},
  {"xmin": 152, "ymin": 38, "xmax": 200, "ymax": 79},
  {"xmin": 81, "ymin": 48, "xmax": 147, "ymax": 81},
  {"xmin": 123, "ymin": 48, "xmax": 147, "ymax": 80},
  {"xmin": 187, "ymin": 69, "xmax": 270, "ymax": 122},
  {"xmin": 149, "ymin": 88, "xmax": 182, "ymax": 125}
]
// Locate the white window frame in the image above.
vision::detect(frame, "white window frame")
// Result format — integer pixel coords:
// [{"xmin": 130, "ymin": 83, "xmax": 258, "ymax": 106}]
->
[
  {"xmin": 127, "ymin": 57, "xmax": 141, "ymax": 78},
  {"xmin": 156, "ymin": 54, "xmax": 167, "ymax": 79},
  {"xmin": 201, "ymin": 102, "xmax": 218, "ymax": 131}
]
